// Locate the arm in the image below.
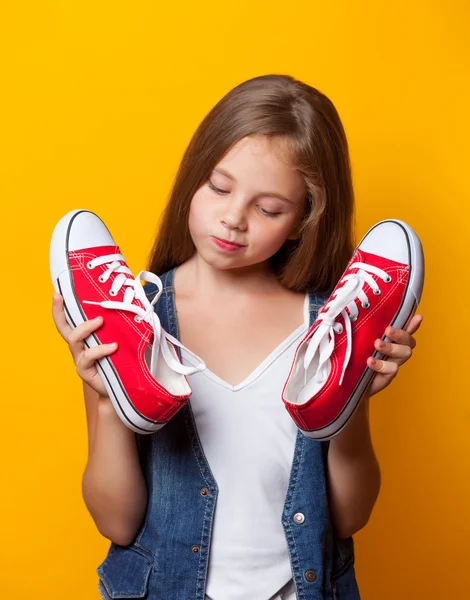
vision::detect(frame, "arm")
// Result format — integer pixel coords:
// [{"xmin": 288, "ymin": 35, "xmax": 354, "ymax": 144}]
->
[
  {"xmin": 51, "ymin": 294, "xmax": 148, "ymax": 546},
  {"xmin": 326, "ymin": 394, "xmax": 381, "ymax": 539},
  {"xmin": 325, "ymin": 315, "xmax": 423, "ymax": 539},
  {"xmin": 81, "ymin": 382, "xmax": 148, "ymax": 546}
]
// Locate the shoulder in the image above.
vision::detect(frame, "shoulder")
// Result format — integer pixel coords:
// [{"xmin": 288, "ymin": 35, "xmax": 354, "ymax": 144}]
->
[
  {"xmin": 142, "ymin": 271, "xmax": 174, "ymax": 327},
  {"xmin": 143, "ymin": 281, "xmax": 160, "ymax": 302},
  {"xmin": 142, "ymin": 270, "xmax": 173, "ymax": 302},
  {"xmin": 309, "ymin": 289, "xmax": 331, "ymax": 309}
]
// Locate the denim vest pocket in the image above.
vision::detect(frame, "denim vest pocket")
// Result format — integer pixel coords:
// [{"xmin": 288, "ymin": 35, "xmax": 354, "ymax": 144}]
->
[
  {"xmin": 331, "ymin": 562, "xmax": 361, "ymax": 600},
  {"xmin": 331, "ymin": 535, "xmax": 354, "ymax": 580},
  {"xmin": 96, "ymin": 543, "xmax": 154, "ymax": 598}
]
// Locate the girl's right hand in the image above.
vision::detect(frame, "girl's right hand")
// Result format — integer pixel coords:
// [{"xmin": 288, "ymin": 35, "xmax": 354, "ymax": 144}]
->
[{"xmin": 51, "ymin": 292, "xmax": 118, "ymax": 398}]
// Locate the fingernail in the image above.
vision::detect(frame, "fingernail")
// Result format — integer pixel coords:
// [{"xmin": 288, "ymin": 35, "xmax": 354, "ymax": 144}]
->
[
  {"xmin": 94, "ymin": 316, "xmax": 102, "ymax": 322},
  {"xmin": 370, "ymin": 358, "xmax": 376, "ymax": 365},
  {"xmin": 108, "ymin": 342, "xmax": 117, "ymax": 348},
  {"xmin": 389, "ymin": 327, "xmax": 396, "ymax": 334}
]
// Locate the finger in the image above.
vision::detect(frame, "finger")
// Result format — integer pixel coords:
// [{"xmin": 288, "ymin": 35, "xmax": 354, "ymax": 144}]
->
[
  {"xmin": 76, "ymin": 342, "xmax": 118, "ymax": 373},
  {"xmin": 385, "ymin": 324, "xmax": 417, "ymax": 349},
  {"xmin": 367, "ymin": 356, "xmax": 398, "ymax": 376},
  {"xmin": 67, "ymin": 316, "xmax": 104, "ymax": 360},
  {"xmin": 52, "ymin": 293, "xmax": 74, "ymax": 340},
  {"xmin": 406, "ymin": 314, "xmax": 423, "ymax": 334},
  {"xmin": 374, "ymin": 338, "xmax": 412, "ymax": 361}
]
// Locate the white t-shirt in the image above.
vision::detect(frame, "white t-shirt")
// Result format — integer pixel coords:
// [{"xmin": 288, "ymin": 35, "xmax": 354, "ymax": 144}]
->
[{"xmin": 179, "ymin": 293, "xmax": 310, "ymax": 600}]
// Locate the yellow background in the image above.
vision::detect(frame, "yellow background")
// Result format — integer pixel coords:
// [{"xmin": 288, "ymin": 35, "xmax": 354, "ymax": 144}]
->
[{"xmin": 1, "ymin": 1, "xmax": 468, "ymax": 598}]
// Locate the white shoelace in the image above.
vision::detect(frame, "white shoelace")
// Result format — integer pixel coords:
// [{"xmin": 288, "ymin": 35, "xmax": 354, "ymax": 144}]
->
[
  {"xmin": 82, "ymin": 253, "xmax": 206, "ymax": 378},
  {"xmin": 303, "ymin": 262, "xmax": 391, "ymax": 386}
]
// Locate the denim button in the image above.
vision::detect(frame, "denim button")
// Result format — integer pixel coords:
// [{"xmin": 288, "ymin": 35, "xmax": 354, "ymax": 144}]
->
[
  {"xmin": 304, "ymin": 569, "xmax": 317, "ymax": 582},
  {"xmin": 293, "ymin": 512, "xmax": 305, "ymax": 524},
  {"xmin": 191, "ymin": 545, "xmax": 200, "ymax": 553}
]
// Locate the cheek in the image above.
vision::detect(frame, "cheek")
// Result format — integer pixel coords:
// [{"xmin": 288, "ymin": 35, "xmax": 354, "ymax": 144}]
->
[
  {"xmin": 187, "ymin": 203, "xmax": 198, "ymax": 234},
  {"xmin": 246, "ymin": 225, "xmax": 288, "ymax": 261},
  {"xmin": 252, "ymin": 220, "xmax": 295, "ymax": 255},
  {"xmin": 188, "ymin": 191, "xmax": 211, "ymax": 235}
]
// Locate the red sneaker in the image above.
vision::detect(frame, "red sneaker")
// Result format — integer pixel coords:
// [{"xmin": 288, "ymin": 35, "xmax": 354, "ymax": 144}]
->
[
  {"xmin": 282, "ymin": 219, "xmax": 424, "ymax": 441},
  {"xmin": 49, "ymin": 209, "xmax": 206, "ymax": 434}
]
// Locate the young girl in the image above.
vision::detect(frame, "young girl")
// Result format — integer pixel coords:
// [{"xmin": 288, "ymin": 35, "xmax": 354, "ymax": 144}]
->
[{"xmin": 52, "ymin": 74, "xmax": 422, "ymax": 600}]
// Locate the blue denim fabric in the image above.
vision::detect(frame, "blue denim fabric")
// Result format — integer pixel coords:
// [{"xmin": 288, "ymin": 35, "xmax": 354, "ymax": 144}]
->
[{"xmin": 96, "ymin": 267, "xmax": 361, "ymax": 600}]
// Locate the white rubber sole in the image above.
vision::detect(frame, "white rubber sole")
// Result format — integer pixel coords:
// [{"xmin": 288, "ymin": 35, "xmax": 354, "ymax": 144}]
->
[
  {"xmin": 299, "ymin": 219, "xmax": 424, "ymax": 442},
  {"xmin": 51, "ymin": 209, "xmax": 167, "ymax": 435}
]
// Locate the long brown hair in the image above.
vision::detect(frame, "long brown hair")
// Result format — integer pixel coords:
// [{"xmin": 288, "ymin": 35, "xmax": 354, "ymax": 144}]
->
[{"xmin": 147, "ymin": 74, "xmax": 357, "ymax": 294}]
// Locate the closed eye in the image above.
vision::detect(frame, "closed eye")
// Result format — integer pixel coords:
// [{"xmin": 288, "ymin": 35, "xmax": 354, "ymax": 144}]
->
[
  {"xmin": 260, "ymin": 208, "xmax": 281, "ymax": 217},
  {"xmin": 207, "ymin": 180, "xmax": 228, "ymax": 195},
  {"xmin": 207, "ymin": 180, "xmax": 282, "ymax": 217}
]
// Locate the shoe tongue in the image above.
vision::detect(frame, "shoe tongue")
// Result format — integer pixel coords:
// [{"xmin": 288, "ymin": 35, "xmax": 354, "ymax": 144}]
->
[
  {"xmin": 144, "ymin": 345, "xmax": 152, "ymax": 372},
  {"xmin": 144, "ymin": 343, "xmax": 159, "ymax": 377}
]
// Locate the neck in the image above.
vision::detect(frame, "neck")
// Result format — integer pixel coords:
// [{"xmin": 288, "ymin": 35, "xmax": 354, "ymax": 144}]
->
[{"xmin": 179, "ymin": 253, "xmax": 284, "ymax": 300}]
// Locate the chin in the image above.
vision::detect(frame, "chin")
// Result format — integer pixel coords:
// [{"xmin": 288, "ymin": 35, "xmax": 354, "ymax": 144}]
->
[{"xmin": 204, "ymin": 255, "xmax": 243, "ymax": 270}]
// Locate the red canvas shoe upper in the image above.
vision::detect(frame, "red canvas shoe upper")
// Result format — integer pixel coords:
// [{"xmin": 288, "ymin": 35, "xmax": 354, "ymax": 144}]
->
[
  {"xmin": 282, "ymin": 247, "xmax": 410, "ymax": 431},
  {"xmin": 69, "ymin": 244, "xmax": 204, "ymax": 422}
]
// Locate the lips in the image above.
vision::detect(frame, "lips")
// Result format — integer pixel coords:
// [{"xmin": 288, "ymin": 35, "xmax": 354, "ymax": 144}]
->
[{"xmin": 214, "ymin": 237, "xmax": 245, "ymax": 247}]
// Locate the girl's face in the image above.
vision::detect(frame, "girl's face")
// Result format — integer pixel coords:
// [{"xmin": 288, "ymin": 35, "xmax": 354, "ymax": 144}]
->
[{"xmin": 188, "ymin": 135, "xmax": 307, "ymax": 272}]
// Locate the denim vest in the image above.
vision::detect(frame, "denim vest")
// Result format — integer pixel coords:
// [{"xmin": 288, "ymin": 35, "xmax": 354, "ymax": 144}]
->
[{"xmin": 96, "ymin": 267, "xmax": 361, "ymax": 600}]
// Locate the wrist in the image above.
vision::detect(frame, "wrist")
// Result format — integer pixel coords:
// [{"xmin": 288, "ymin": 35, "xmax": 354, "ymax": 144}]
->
[
  {"xmin": 95, "ymin": 397, "xmax": 137, "ymax": 438},
  {"xmin": 329, "ymin": 395, "xmax": 372, "ymax": 457},
  {"xmin": 97, "ymin": 395, "xmax": 121, "ymax": 421},
  {"xmin": 97, "ymin": 393, "xmax": 112, "ymax": 406}
]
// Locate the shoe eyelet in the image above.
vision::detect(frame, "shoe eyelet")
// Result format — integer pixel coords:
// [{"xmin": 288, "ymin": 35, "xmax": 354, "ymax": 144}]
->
[
  {"xmin": 385, "ymin": 275, "xmax": 392, "ymax": 283},
  {"xmin": 350, "ymin": 314, "xmax": 358, "ymax": 322},
  {"xmin": 98, "ymin": 274, "xmax": 106, "ymax": 283},
  {"xmin": 336, "ymin": 324, "xmax": 343, "ymax": 334},
  {"xmin": 362, "ymin": 302, "xmax": 371, "ymax": 309},
  {"xmin": 134, "ymin": 315, "xmax": 142, "ymax": 323},
  {"xmin": 109, "ymin": 289, "xmax": 117, "ymax": 296},
  {"xmin": 87, "ymin": 261, "xmax": 94, "ymax": 270},
  {"xmin": 373, "ymin": 288, "xmax": 382, "ymax": 296}
]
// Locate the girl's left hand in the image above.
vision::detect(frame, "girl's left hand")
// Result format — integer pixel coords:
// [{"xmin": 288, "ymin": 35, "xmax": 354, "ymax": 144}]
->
[{"xmin": 365, "ymin": 314, "xmax": 423, "ymax": 398}]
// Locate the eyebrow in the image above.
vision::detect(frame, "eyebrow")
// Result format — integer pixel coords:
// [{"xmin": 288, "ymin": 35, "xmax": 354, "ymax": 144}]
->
[{"xmin": 213, "ymin": 167, "xmax": 295, "ymax": 204}]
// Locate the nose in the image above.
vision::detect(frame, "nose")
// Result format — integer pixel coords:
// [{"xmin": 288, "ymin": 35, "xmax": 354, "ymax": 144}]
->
[{"xmin": 220, "ymin": 198, "xmax": 247, "ymax": 230}]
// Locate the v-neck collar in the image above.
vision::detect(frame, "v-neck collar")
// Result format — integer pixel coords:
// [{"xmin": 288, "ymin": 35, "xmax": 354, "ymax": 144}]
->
[
  {"xmin": 180, "ymin": 296, "xmax": 309, "ymax": 392},
  {"xmin": 166, "ymin": 266, "xmax": 310, "ymax": 392}
]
